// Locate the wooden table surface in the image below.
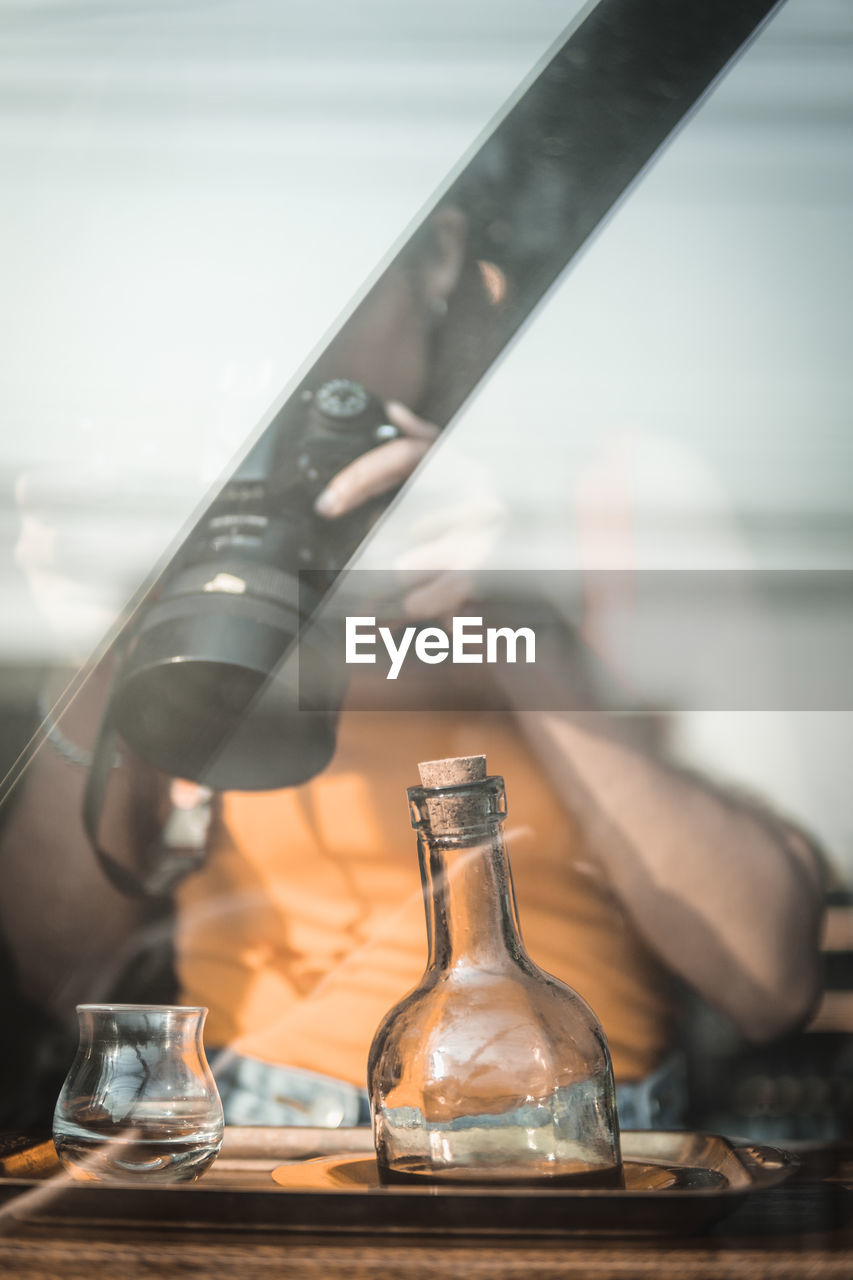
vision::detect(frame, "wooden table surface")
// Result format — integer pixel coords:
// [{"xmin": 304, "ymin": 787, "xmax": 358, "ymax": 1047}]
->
[{"xmin": 0, "ymin": 1139, "xmax": 849, "ymax": 1280}]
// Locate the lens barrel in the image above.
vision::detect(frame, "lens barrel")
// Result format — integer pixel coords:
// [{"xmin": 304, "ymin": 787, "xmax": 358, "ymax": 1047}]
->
[{"xmin": 109, "ymin": 380, "xmax": 393, "ymax": 790}]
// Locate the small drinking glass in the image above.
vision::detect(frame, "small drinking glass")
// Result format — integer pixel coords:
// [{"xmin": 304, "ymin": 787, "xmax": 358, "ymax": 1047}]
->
[{"xmin": 53, "ymin": 1004, "xmax": 224, "ymax": 1183}]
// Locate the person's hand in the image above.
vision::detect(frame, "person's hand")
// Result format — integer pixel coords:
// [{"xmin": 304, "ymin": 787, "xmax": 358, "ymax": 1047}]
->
[
  {"xmin": 313, "ymin": 400, "xmax": 438, "ymax": 519},
  {"xmin": 14, "ymin": 465, "xmax": 126, "ymax": 662},
  {"xmin": 14, "ymin": 462, "xmax": 180, "ymax": 663},
  {"xmin": 313, "ymin": 401, "xmax": 505, "ymax": 621}
]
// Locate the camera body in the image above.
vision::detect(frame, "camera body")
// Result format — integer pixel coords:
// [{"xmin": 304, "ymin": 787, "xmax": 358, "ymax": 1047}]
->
[{"xmin": 109, "ymin": 379, "xmax": 399, "ymax": 791}]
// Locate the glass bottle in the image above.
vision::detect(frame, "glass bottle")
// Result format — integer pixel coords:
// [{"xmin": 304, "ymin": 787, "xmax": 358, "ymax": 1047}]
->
[
  {"xmin": 53, "ymin": 1004, "xmax": 224, "ymax": 1184},
  {"xmin": 368, "ymin": 755, "xmax": 622, "ymax": 1186}
]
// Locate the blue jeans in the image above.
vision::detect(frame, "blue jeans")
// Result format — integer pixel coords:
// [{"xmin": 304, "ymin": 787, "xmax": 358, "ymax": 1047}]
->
[{"xmin": 211, "ymin": 1050, "xmax": 687, "ymax": 1130}]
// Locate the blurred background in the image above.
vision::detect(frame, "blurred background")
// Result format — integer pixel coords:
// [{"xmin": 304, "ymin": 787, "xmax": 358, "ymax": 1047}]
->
[{"xmin": 0, "ymin": 0, "xmax": 851, "ymax": 1138}]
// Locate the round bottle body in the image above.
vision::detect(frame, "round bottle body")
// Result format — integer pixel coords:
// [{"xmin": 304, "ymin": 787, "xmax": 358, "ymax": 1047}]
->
[
  {"xmin": 370, "ymin": 961, "xmax": 621, "ymax": 1185},
  {"xmin": 369, "ymin": 770, "xmax": 622, "ymax": 1186}
]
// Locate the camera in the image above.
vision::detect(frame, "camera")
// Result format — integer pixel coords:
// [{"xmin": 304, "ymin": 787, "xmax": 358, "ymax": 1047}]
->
[{"xmin": 108, "ymin": 379, "xmax": 400, "ymax": 791}]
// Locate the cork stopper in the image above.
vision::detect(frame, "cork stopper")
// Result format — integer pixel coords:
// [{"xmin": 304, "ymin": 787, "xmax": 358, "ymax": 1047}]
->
[
  {"xmin": 416, "ymin": 755, "xmax": 489, "ymax": 834},
  {"xmin": 418, "ymin": 755, "xmax": 487, "ymax": 788}
]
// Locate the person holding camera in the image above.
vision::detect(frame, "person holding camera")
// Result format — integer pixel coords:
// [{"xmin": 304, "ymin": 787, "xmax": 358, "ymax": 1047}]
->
[{"xmin": 1, "ymin": 187, "xmax": 826, "ymax": 1132}]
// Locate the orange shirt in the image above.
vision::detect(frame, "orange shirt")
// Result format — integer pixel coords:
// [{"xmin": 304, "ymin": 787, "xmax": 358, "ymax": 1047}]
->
[{"xmin": 175, "ymin": 711, "xmax": 675, "ymax": 1086}]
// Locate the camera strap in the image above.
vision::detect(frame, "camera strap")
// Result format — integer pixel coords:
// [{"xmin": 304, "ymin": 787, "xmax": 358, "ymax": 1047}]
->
[{"xmin": 83, "ymin": 670, "xmax": 214, "ymax": 899}]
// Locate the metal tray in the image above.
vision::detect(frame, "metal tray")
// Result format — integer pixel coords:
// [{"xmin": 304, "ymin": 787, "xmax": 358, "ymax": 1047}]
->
[{"xmin": 0, "ymin": 1127, "xmax": 795, "ymax": 1236}]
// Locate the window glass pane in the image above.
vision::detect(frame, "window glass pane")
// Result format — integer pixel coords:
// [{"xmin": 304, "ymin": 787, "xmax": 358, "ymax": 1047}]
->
[{"xmin": 366, "ymin": 0, "xmax": 853, "ymax": 874}]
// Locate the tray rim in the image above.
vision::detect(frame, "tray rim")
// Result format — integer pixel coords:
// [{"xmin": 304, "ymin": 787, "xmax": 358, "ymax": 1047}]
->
[{"xmin": 0, "ymin": 1128, "xmax": 796, "ymax": 1200}]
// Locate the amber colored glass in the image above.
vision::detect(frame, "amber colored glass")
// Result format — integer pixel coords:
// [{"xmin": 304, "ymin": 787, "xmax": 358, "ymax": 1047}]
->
[{"xmin": 368, "ymin": 774, "xmax": 622, "ymax": 1185}]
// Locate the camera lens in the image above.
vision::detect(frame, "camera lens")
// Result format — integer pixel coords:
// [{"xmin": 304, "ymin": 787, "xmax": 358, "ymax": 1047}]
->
[
  {"xmin": 112, "ymin": 562, "xmax": 340, "ymax": 791},
  {"xmin": 108, "ymin": 380, "xmax": 390, "ymax": 791}
]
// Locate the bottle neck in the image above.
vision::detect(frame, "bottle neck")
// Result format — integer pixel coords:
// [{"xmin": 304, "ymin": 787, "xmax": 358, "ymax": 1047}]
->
[{"xmin": 417, "ymin": 821, "xmax": 526, "ymax": 972}]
